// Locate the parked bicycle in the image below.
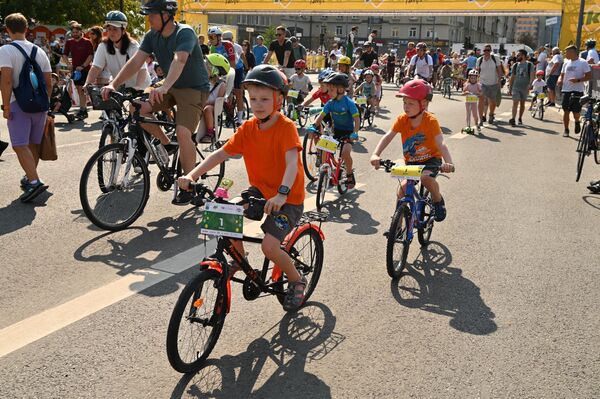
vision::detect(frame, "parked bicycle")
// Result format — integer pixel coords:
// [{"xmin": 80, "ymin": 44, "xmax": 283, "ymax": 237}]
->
[
  {"xmin": 79, "ymin": 90, "xmax": 225, "ymax": 231},
  {"xmin": 576, "ymin": 95, "xmax": 600, "ymax": 182},
  {"xmin": 166, "ymin": 182, "xmax": 326, "ymax": 373}
]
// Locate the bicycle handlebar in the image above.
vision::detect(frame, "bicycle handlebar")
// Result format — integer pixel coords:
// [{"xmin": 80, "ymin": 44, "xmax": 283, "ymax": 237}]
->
[{"xmin": 189, "ymin": 182, "xmax": 267, "ymax": 219}]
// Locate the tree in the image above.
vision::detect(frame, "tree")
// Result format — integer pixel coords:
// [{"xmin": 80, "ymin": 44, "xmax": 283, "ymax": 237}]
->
[
  {"xmin": 516, "ymin": 32, "xmax": 537, "ymax": 50},
  {"xmin": 262, "ymin": 25, "xmax": 277, "ymax": 46}
]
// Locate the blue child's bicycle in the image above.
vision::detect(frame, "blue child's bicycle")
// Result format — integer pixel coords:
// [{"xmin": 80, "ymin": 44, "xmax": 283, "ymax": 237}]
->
[{"xmin": 380, "ymin": 160, "xmax": 444, "ymax": 278}]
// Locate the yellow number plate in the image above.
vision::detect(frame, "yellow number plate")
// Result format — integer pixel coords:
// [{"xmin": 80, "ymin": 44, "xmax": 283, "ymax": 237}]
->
[
  {"xmin": 288, "ymin": 90, "xmax": 299, "ymax": 99},
  {"xmin": 316, "ymin": 136, "xmax": 339, "ymax": 153},
  {"xmin": 537, "ymin": 93, "xmax": 546, "ymax": 99},
  {"xmin": 356, "ymin": 96, "xmax": 367, "ymax": 105},
  {"xmin": 466, "ymin": 95, "xmax": 479, "ymax": 103},
  {"xmin": 390, "ymin": 165, "xmax": 425, "ymax": 180}
]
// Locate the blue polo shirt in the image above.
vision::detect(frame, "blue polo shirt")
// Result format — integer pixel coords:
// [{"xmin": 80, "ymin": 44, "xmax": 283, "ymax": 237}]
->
[
  {"xmin": 253, "ymin": 44, "xmax": 268, "ymax": 64},
  {"xmin": 322, "ymin": 95, "xmax": 359, "ymax": 131}
]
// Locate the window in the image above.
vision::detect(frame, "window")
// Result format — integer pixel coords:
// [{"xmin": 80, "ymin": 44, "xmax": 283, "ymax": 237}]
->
[
  {"xmin": 352, "ymin": 16, "xmax": 360, "ymax": 20},
  {"xmin": 320, "ymin": 16, "xmax": 328, "ymax": 20},
  {"xmin": 426, "ymin": 29, "xmax": 433, "ymax": 38},
  {"xmin": 409, "ymin": 17, "xmax": 419, "ymax": 21},
  {"xmin": 336, "ymin": 26, "xmax": 343, "ymax": 36},
  {"xmin": 320, "ymin": 26, "xmax": 327, "ymax": 34},
  {"xmin": 409, "ymin": 27, "xmax": 417, "ymax": 38},
  {"xmin": 336, "ymin": 16, "xmax": 344, "ymax": 21},
  {"xmin": 391, "ymin": 28, "xmax": 399, "ymax": 38}
]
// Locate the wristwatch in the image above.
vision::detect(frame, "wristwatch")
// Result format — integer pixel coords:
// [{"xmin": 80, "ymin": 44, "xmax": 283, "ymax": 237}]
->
[{"xmin": 277, "ymin": 185, "xmax": 290, "ymax": 196}]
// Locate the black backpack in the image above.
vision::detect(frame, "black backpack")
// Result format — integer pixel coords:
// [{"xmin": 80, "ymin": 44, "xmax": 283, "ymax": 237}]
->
[{"xmin": 9, "ymin": 42, "xmax": 49, "ymax": 113}]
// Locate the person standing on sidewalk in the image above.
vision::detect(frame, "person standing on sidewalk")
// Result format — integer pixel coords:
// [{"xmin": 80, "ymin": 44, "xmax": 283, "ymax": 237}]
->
[
  {"xmin": 557, "ymin": 45, "xmax": 591, "ymax": 137},
  {"xmin": 252, "ymin": 35, "xmax": 268, "ymax": 65},
  {"xmin": 508, "ymin": 49, "xmax": 534, "ymax": 126},
  {"xmin": 476, "ymin": 44, "xmax": 504, "ymax": 124},
  {"xmin": 61, "ymin": 22, "xmax": 93, "ymax": 119},
  {"xmin": 545, "ymin": 47, "xmax": 563, "ymax": 107},
  {"xmin": 0, "ymin": 13, "xmax": 52, "ymax": 202}
]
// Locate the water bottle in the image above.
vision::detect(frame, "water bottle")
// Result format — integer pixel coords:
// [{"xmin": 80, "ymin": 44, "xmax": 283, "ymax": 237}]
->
[
  {"xmin": 73, "ymin": 70, "xmax": 82, "ymax": 82},
  {"xmin": 29, "ymin": 68, "xmax": 39, "ymax": 90}
]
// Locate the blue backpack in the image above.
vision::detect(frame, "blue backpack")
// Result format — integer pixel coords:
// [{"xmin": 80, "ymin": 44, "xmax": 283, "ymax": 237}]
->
[{"xmin": 9, "ymin": 42, "xmax": 49, "ymax": 113}]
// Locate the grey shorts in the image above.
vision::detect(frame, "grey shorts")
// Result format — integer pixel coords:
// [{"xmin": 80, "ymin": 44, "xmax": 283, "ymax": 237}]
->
[
  {"xmin": 482, "ymin": 84, "xmax": 499, "ymax": 101},
  {"xmin": 512, "ymin": 88, "xmax": 529, "ymax": 101},
  {"xmin": 262, "ymin": 203, "xmax": 304, "ymax": 242}
]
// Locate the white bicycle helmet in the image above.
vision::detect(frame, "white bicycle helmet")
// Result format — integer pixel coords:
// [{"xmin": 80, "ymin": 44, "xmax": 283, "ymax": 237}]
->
[
  {"xmin": 208, "ymin": 26, "xmax": 223, "ymax": 36},
  {"xmin": 222, "ymin": 30, "xmax": 233, "ymax": 41}
]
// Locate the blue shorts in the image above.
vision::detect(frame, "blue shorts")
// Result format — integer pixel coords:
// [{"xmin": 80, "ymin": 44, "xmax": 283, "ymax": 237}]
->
[
  {"xmin": 546, "ymin": 75, "xmax": 559, "ymax": 90},
  {"xmin": 234, "ymin": 68, "xmax": 245, "ymax": 89}
]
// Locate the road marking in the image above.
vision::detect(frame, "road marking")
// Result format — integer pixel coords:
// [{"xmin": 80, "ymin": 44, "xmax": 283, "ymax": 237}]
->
[{"xmin": 0, "ymin": 183, "xmax": 361, "ymax": 358}]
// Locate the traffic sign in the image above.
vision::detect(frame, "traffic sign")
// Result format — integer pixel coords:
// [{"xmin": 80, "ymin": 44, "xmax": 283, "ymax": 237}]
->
[
  {"xmin": 546, "ymin": 17, "xmax": 558, "ymax": 26},
  {"xmin": 246, "ymin": 27, "xmax": 255, "ymax": 32}
]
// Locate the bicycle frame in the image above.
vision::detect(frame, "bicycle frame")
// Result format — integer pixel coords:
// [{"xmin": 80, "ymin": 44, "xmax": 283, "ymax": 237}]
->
[
  {"xmin": 319, "ymin": 138, "xmax": 347, "ymax": 186},
  {"xmin": 395, "ymin": 179, "xmax": 429, "ymax": 243}
]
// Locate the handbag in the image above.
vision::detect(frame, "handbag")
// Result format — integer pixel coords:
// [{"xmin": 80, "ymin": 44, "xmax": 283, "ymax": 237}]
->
[{"xmin": 39, "ymin": 115, "xmax": 58, "ymax": 161}]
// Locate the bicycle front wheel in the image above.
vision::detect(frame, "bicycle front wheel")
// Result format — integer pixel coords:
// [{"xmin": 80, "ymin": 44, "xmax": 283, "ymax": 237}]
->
[
  {"xmin": 336, "ymin": 159, "xmax": 349, "ymax": 195},
  {"xmin": 166, "ymin": 269, "xmax": 227, "ymax": 373},
  {"xmin": 417, "ymin": 187, "xmax": 435, "ymax": 246},
  {"xmin": 302, "ymin": 133, "xmax": 319, "ymax": 182},
  {"xmin": 576, "ymin": 122, "xmax": 592, "ymax": 182},
  {"xmin": 386, "ymin": 203, "xmax": 411, "ymax": 278},
  {"xmin": 79, "ymin": 143, "xmax": 150, "ymax": 231},
  {"xmin": 316, "ymin": 170, "xmax": 329, "ymax": 211},
  {"xmin": 367, "ymin": 107, "xmax": 375, "ymax": 127}
]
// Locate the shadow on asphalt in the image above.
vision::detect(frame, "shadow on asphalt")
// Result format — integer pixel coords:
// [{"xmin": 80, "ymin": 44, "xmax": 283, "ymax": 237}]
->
[
  {"xmin": 390, "ymin": 241, "xmax": 497, "ymax": 335},
  {"xmin": 582, "ymin": 195, "xmax": 600, "ymax": 210},
  {"xmin": 474, "ymin": 131, "xmax": 501, "ymax": 142},
  {"xmin": 527, "ymin": 124, "xmax": 560, "ymax": 135},
  {"xmin": 319, "ymin": 189, "xmax": 380, "ymax": 235},
  {"xmin": 170, "ymin": 302, "xmax": 342, "ymax": 399},
  {"xmin": 56, "ymin": 119, "xmax": 102, "ymax": 133},
  {"xmin": 0, "ymin": 191, "xmax": 53, "ymax": 237}
]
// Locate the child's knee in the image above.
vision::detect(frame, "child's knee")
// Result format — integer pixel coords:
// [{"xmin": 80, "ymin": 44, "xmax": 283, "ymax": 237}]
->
[{"xmin": 261, "ymin": 235, "xmax": 281, "ymax": 258}]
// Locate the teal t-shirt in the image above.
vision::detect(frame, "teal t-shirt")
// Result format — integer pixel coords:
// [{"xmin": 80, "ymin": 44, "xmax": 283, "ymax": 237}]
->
[
  {"xmin": 140, "ymin": 23, "xmax": 209, "ymax": 92},
  {"xmin": 511, "ymin": 61, "xmax": 533, "ymax": 91}
]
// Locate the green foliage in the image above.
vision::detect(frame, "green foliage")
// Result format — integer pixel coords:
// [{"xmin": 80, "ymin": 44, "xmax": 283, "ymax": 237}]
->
[
  {"xmin": 1, "ymin": 0, "xmax": 146, "ymax": 37},
  {"xmin": 263, "ymin": 25, "xmax": 277, "ymax": 45},
  {"xmin": 516, "ymin": 32, "xmax": 537, "ymax": 50}
]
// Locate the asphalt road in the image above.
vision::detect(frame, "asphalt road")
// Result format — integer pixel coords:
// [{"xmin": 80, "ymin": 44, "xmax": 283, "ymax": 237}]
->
[{"xmin": 1, "ymin": 77, "xmax": 599, "ymax": 398}]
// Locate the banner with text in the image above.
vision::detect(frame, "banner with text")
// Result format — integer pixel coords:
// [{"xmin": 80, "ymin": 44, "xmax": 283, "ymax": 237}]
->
[{"xmin": 559, "ymin": 0, "xmax": 600, "ymax": 49}]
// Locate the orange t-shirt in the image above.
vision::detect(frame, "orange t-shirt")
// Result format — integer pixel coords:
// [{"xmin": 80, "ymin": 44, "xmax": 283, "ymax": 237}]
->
[
  {"xmin": 391, "ymin": 112, "xmax": 443, "ymax": 163},
  {"xmin": 223, "ymin": 114, "xmax": 305, "ymax": 205}
]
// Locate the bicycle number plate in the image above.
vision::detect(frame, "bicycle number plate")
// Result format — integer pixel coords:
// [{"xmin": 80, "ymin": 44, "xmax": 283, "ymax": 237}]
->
[
  {"xmin": 316, "ymin": 136, "xmax": 339, "ymax": 153},
  {"xmin": 288, "ymin": 90, "xmax": 299, "ymax": 99},
  {"xmin": 537, "ymin": 93, "xmax": 546, "ymax": 99},
  {"xmin": 356, "ymin": 96, "xmax": 367, "ymax": 105},
  {"xmin": 201, "ymin": 202, "xmax": 244, "ymax": 238},
  {"xmin": 390, "ymin": 165, "xmax": 425, "ymax": 181},
  {"xmin": 466, "ymin": 95, "xmax": 479, "ymax": 103}
]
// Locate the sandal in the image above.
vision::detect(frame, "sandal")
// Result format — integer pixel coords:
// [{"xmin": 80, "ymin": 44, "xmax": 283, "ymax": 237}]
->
[
  {"xmin": 283, "ymin": 277, "xmax": 307, "ymax": 311},
  {"xmin": 346, "ymin": 173, "xmax": 356, "ymax": 189}
]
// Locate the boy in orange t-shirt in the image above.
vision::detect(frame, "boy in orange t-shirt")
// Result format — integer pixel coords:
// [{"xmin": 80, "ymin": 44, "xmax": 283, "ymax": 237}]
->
[
  {"xmin": 370, "ymin": 79, "xmax": 455, "ymax": 221},
  {"xmin": 178, "ymin": 65, "xmax": 307, "ymax": 310}
]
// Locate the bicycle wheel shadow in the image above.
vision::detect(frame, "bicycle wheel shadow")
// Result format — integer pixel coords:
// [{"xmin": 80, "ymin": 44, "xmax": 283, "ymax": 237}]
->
[
  {"xmin": 320, "ymin": 189, "xmax": 380, "ymax": 235},
  {"xmin": 390, "ymin": 241, "xmax": 497, "ymax": 335},
  {"xmin": 170, "ymin": 302, "xmax": 343, "ymax": 399},
  {"xmin": 582, "ymin": 195, "xmax": 600, "ymax": 210}
]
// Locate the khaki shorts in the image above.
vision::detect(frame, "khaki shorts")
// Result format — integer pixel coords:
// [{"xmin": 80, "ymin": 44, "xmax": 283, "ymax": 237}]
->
[{"xmin": 149, "ymin": 88, "xmax": 208, "ymax": 133}]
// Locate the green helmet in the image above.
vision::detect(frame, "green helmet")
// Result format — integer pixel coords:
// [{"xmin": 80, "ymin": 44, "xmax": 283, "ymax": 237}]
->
[{"xmin": 206, "ymin": 53, "xmax": 230, "ymax": 76}]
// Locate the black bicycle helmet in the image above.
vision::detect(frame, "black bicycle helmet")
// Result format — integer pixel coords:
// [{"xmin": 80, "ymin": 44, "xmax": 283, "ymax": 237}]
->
[
  {"xmin": 586, "ymin": 39, "xmax": 596, "ymax": 48},
  {"xmin": 324, "ymin": 72, "xmax": 349, "ymax": 88},
  {"xmin": 140, "ymin": 0, "xmax": 178, "ymax": 15},
  {"xmin": 242, "ymin": 64, "xmax": 286, "ymax": 92}
]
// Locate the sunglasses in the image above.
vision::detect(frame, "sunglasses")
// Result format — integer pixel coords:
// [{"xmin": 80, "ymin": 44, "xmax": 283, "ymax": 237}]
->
[
  {"xmin": 484, "ymin": 49, "xmax": 491, "ymax": 52},
  {"xmin": 295, "ymin": 68, "xmax": 302, "ymax": 70}
]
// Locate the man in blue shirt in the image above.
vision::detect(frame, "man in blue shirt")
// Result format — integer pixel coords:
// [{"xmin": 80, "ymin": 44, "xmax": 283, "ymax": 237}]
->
[
  {"xmin": 252, "ymin": 35, "xmax": 268, "ymax": 65},
  {"xmin": 466, "ymin": 50, "xmax": 478, "ymax": 72},
  {"xmin": 101, "ymin": 0, "xmax": 210, "ymax": 205}
]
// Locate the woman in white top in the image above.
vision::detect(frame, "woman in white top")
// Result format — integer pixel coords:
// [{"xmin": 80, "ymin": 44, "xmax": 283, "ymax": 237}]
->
[{"xmin": 84, "ymin": 11, "xmax": 150, "ymax": 90}]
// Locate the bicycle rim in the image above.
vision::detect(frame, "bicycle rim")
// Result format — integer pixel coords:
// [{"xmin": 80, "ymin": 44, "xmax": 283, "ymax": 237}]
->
[
  {"xmin": 316, "ymin": 170, "xmax": 329, "ymax": 211},
  {"xmin": 80, "ymin": 143, "xmax": 150, "ymax": 231},
  {"xmin": 302, "ymin": 133, "xmax": 319, "ymax": 182},
  {"xmin": 417, "ymin": 187, "xmax": 434, "ymax": 246},
  {"xmin": 386, "ymin": 204, "xmax": 410, "ymax": 278},
  {"xmin": 166, "ymin": 269, "xmax": 226, "ymax": 373},
  {"xmin": 576, "ymin": 124, "xmax": 591, "ymax": 182}
]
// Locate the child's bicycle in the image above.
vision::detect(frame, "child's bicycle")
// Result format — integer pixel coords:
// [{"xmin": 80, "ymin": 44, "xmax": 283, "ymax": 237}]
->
[
  {"xmin": 356, "ymin": 95, "xmax": 374, "ymax": 128},
  {"xmin": 284, "ymin": 90, "xmax": 310, "ymax": 127},
  {"xmin": 300, "ymin": 109, "xmax": 326, "ymax": 182},
  {"xmin": 166, "ymin": 182, "xmax": 326, "ymax": 373},
  {"xmin": 379, "ymin": 160, "xmax": 447, "ymax": 278},
  {"xmin": 311, "ymin": 129, "xmax": 354, "ymax": 211},
  {"xmin": 530, "ymin": 92, "xmax": 546, "ymax": 120},
  {"xmin": 462, "ymin": 94, "xmax": 481, "ymax": 135},
  {"xmin": 442, "ymin": 77, "xmax": 453, "ymax": 99}
]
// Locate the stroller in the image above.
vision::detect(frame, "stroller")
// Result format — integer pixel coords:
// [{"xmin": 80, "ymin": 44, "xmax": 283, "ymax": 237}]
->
[{"xmin": 50, "ymin": 73, "xmax": 75, "ymax": 123}]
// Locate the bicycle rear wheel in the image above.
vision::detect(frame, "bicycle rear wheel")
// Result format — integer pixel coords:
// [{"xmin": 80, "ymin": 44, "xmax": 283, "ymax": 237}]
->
[
  {"xmin": 275, "ymin": 227, "xmax": 324, "ymax": 307},
  {"xmin": 367, "ymin": 106, "xmax": 375, "ymax": 127},
  {"xmin": 336, "ymin": 159, "xmax": 349, "ymax": 195},
  {"xmin": 386, "ymin": 203, "xmax": 411, "ymax": 278},
  {"xmin": 417, "ymin": 187, "xmax": 435, "ymax": 246},
  {"xmin": 302, "ymin": 133, "xmax": 319, "ymax": 182},
  {"xmin": 166, "ymin": 269, "xmax": 227, "ymax": 373},
  {"xmin": 316, "ymin": 170, "xmax": 330, "ymax": 211},
  {"xmin": 79, "ymin": 143, "xmax": 150, "ymax": 231},
  {"xmin": 576, "ymin": 122, "xmax": 591, "ymax": 182},
  {"xmin": 539, "ymin": 103, "xmax": 544, "ymax": 120},
  {"xmin": 298, "ymin": 109, "xmax": 308, "ymax": 128}
]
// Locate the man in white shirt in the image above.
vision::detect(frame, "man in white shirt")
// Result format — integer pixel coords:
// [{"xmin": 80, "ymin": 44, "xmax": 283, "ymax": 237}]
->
[
  {"xmin": 536, "ymin": 45, "xmax": 549, "ymax": 73},
  {"xmin": 408, "ymin": 42, "xmax": 433, "ymax": 81},
  {"xmin": 585, "ymin": 39, "xmax": 599, "ymax": 65},
  {"xmin": 0, "ymin": 13, "xmax": 53, "ymax": 202},
  {"xmin": 476, "ymin": 44, "xmax": 505, "ymax": 124},
  {"xmin": 558, "ymin": 45, "xmax": 592, "ymax": 137}
]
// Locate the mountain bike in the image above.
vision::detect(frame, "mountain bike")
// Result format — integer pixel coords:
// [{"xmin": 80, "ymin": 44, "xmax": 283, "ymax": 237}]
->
[
  {"xmin": 79, "ymin": 90, "xmax": 225, "ymax": 231},
  {"xmin": 576, "ymin": 95, "xmax": 600, "ymax": 182},
  {"xmin": 314, "ymin": 133, "xmax": 353, "ymax": 211},
  {"xmin": 379, "ymin": 160, "xmax": 447, "ymax": 279},
  {"xmin": 530, "ymin": 92, "xmax": 546, "ymax": 120},
  {"xmin": 166, "ymin": 182, "xmax": 326, "ymax": 373},
  {"xmin": 284, "ymin": 90, "xmax": 310, "ymax": 127}
]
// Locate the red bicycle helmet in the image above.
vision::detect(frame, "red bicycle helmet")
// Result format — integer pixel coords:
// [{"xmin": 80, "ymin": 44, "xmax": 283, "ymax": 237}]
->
[
  {"xmin": 535, "ymin": 70, "xmax": 545, "ymax": 76},
  {"xmin": 294, "ymin": 59, "xmax": 307, "ymax": 69},
  {"xmin": 396, "ymin": 79, "xmax": 433, "ymax": 118},
  {"xmin": 370, "ymin": 63, "xmax": 380, "ymax": 71}
]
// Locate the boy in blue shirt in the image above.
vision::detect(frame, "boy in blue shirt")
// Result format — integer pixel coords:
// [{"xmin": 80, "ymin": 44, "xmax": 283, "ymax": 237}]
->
[{"xmin": 313, "ymin": 72, "xmax": 360, "ymax": 188}]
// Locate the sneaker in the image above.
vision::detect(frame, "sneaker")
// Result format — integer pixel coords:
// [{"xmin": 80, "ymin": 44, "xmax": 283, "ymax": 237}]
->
[
  {"xmin": 0, "ymin": 140, "xmax": 8, "ymax": 158},
  {"xmin": 283, "ymin": 276, "xmax": 307, "ymax": 311},
  {"xmin": 346, "ymin": 172, "xmax": 356, "ymax": 189},
  {"xmin": 75, "ymin": 109, "xmax": 88, "ymax": 120},
  {"xmin": 575, "ymin": 121, "xmax": 581, "ymax": 134},
  {"xmin": 66, "ymin": 114, "xmax": 75, "ymax": 124},
  {"xmin": 518, "ymin": 118, "xmax": 523, "ymax": 125},
  {"xmin": 20, "ymin": 180, "xmax": 48, "ymax": 203},
  {"xmin": 481, "ymin": 115, "xmax": 487, "ymax": 123},
  {"xmin": 20, "ymin": 176, "xmax": 28, "ymax": 191},
  {"xmin": 509, "ymin": 118, "xmax": 516, "ymax": 127},
  {"xmin": 588, "ymin": 183, "xmax": 600, "ymax": 194},
  {"xmin": 172, "ymin": 189, "xmax": 193, "ymax": 206},
  {"xmin": 488, "ymin": 114, "xmax": 495, "ymax": 124},
  {"xmin": 563, "ymin": 129, "xmax": 570, "ymax": 137},
  {"xmin": 433, "ymin": 197, "xmax": 446, "ymax": 222}
]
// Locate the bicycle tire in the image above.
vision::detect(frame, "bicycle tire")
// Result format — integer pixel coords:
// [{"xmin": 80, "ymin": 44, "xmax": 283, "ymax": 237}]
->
[
  {"xmin": 80, "ymin": 143, "xmax": 150, "ymax": 231},
  {"xmin": 539, "ymin": 103, "xmax": 544, "ymax": 120},
  {"xmin": 316, "ymin": 170, "xmax": 329, "ymax": 211},
  {"xmin": 180, "ymin": 149, "xmax": 225, "ymax": 194},
  {"xmin": 592, "ymin": 123, "xmax": 600, "ymax": 165},
  {"xmin": 298, "ymin": 109, "xmax": 308, "ymax": 128},
  {"xmin": 166, "ymin": 269, "xmax": 227, "ymax": 373},
  {"xmin": 243, "ymin": 96, "xmax": 250, "ymax": 119},
  {"xmin": 576, "ymin": 122, "xmax": 591, "ymax": 182},
  {"xmin": 386, "ymin": 203, "xmax": 411, "ymax": 278},
  {"xmin": 336, "ymin": 159, "xmax": 348, "ymax": 195},
  {"xmin": 302, "ymin": 133, "xmax": 319, "ymax": 182},
  {"xmin": 359, "ymin": 107, "xmax": 366, "ymax": 129},
  {"xmin": 367, "ymin": 106, "xmax": 374, "ymax": 127},
  {"xmin": 99, "ymin": 123, "xmax": 119, "ymax": 148},
  {"xmin": 274, "ymin": 228, "xmax": 325, "ymax": 307},
  {"xmin": 417, "ymin": 186, "xmax": 434, "ymax": 246}
]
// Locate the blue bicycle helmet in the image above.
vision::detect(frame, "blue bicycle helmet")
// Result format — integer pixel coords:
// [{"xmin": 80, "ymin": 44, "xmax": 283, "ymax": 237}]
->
[
  {"xmin": 318, "ymin": 68, "xmax": 333, "ymax": 82},
  {"xmin": 105, "ymin": 11, "xmax": 127, "ymax": 28}
]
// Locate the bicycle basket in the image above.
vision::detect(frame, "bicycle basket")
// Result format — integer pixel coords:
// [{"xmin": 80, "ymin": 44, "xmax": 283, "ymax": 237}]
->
[{"xmin": 87, "ymin": 86, "xmax": 122, "ymax": 111}]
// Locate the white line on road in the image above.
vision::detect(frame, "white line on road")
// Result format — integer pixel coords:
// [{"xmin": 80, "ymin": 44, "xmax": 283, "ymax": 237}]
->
[{"xmin": 0, "ymin": 183, "xmax": 364, "ymax": 358}]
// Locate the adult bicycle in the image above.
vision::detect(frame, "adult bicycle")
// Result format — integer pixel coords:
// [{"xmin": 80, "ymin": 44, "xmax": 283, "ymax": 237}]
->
[
  {"xmin": 576, "ymin": 96, "xmax": 600, "ymax": 182},
  {"xmin": 79, "ymin": 90, "xmax": 225, "ymax": 231},
  {"xmin": 379, "ymin": 160, "xmax": 449, "ymax": 278},
  {"xmin": 166, "ymin": 182, "xmax": 326, "ymax": 373}
]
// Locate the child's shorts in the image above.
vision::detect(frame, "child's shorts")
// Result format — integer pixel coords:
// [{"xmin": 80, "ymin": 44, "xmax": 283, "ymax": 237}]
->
[{"xmin": 246, "ymin": 186, "xmax": 304, "ymax": 242}]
